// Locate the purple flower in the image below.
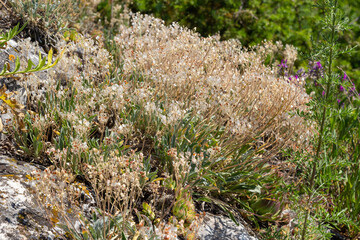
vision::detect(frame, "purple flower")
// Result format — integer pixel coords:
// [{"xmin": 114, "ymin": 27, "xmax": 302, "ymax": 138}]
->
[
  {"xmin": 343, "ymin": 73, "xmax": 348, "ymax": 81},
  {"xmin": 308, "ymin": 61, "xmax": 324, "ymax": 80},
  {"xmin": 296, "ymin": 68, "xmax": 305, "ymax": 77},
  {"xmin": 337, "ymin": 99, "xmax": 341, "ymax": 104},
  {"xmin": 278, "ymin": 59, "xmax": 288, "ymax": 68},
  {"xmin": 322, "ymin": 91, "xmax": 325, "ymax": 96},
  {"xmin": 277, "ymin": 59, "xmax": 289, "ymax": 77},
  {"xmin": 339, "ymin": 85, "xmax": 345, "ymax": 92},
  {"xmin": 316, "ymin": 61, "xmax": 322, "ymax": 69}
]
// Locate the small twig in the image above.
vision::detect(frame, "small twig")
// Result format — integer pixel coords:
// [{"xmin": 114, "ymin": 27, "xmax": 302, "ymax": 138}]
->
[{"xmin": 0, "ymin": 0, "xmax": 10, "ymax": 12}]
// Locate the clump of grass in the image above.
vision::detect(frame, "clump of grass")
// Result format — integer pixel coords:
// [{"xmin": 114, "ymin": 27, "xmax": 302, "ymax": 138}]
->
[{"xmin": 4, "ymin": 4, "xmax": 326, "ymax": 240}]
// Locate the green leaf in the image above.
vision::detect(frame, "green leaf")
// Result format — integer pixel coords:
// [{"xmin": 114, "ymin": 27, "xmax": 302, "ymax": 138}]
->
[
  {"xmin": 0, "ymin": 23, "xmax": 27, "ymax": 48},
  {"xmin": 218, "ymin": 204, "xmax": 238, "ymax": 226},
  {"xmin": 25, "ymin": 59, "xmax": 34, "ymax": 71},
  {"xmin": 47, "ymin": 48, "xmax": 53, "ymax": 66},
  {"xmin": 0, "ymin": 64, "xmax": 6, "ymax": 75},
  {"xmin": 202, "ymin": 174, "xmax": 217, "ymax": 187},
  {"xmin": 1, "ymin": 48, "xmax": 64, "ymax": 76},
  {"xmin": 37, "ymin": 54, "xmax": 46, "ymax": 69},
  {"xmin": 223, "ymin": 183, "xmax": 258, "ymax": 193},
  {"xmin": 122, "ymin": 232, "xmax": 127, "ymax": 240}
]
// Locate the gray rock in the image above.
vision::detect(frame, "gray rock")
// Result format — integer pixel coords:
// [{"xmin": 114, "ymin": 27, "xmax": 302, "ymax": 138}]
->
[
  {"xmin": 198, "ymin": 213, "xmax": 257, "ymax": 240},
  {"xmin": 0, "ymin": 155, "xmax": 57, "ymax": 239},
  {"xmin": 0, "ymin": 155, "xmax": 96, "ymax": 239}
]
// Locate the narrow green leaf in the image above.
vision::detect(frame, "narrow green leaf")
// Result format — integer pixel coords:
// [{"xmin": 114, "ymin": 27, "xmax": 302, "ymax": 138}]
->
[
  {"xmin": 45, "ymin": 48, "xmax": 65, "ymax": 69},
  {"xmin": 35, "ymin": 55, "xmax": 46, "ymax": 70},
  {"xmin": 202, "ymin": 174, "xmax": 217, "ymax": 187},
  {"xmin": 13, "ymin": 56, "xmax": 21, "ymax": 72},
  {"xmin": 17, "ymin": 23, "xmax": 27, "ymax": 35},
  {"xmin": 218, "ymin": 204, "xmax": 238, "ymax": 226},
  {"xmin": 195, "ymin": 197, "xmax": 212, "ymax": 203}
]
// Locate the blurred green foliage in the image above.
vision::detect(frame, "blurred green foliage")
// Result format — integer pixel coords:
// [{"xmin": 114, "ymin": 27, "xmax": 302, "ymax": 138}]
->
[
  {"xmin": 98, "ymin": 0, "xmax": 360, "ymax": 84},
  {"xmin": 130, "ymin": 0, "xmax": 317, "ymax": 49}
]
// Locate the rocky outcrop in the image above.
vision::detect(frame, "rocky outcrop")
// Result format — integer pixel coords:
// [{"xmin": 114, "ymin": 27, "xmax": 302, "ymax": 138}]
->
[
  {"xmin": 0, "ymin": 155, "xmax": 98, "ymax": 240},
  {"xmin": 0, "ymin": 153, "xmax": 259, "ymax": 240},
  {"xmin": 0, "ymin": 155, "xmax": 58, "ymax": 239},
  {"xmin": 198, "ymin": 213, "xmax": 257, "ymax": 240}
]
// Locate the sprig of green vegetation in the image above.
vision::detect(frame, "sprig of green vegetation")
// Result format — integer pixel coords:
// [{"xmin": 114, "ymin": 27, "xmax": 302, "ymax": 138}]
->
[
  {"xmin": 0, "ymin": 23, "xmax": 26, "ymax": 48},
  {"xmin": 0, "ymin": 23, "xmax": 63, "ymax": 77},
  {"xmin": 0, "ymin": 47, "xmax": 64, "ymax": 76},
  {"xmin": 300, "ymin": 0, "xmax": 360, "ymax": 238}
]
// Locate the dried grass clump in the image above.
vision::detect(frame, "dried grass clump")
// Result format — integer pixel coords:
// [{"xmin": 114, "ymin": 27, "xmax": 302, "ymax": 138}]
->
[
  {"xmin": 82, "ymin": 150, "xmax": 145, "ymax": 215},
  {"xmin": 29, "ymin": 167, "xmax": 93, "ymax": 229},
  {"xmin": 115, "ymin": 13, "xmax": 312, "ymax": 153}
]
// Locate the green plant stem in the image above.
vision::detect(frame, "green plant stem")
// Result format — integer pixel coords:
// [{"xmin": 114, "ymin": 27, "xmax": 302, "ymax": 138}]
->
[{"xmin": 301, "ymin": 1, "xmax": 337, "ymax": 239}]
